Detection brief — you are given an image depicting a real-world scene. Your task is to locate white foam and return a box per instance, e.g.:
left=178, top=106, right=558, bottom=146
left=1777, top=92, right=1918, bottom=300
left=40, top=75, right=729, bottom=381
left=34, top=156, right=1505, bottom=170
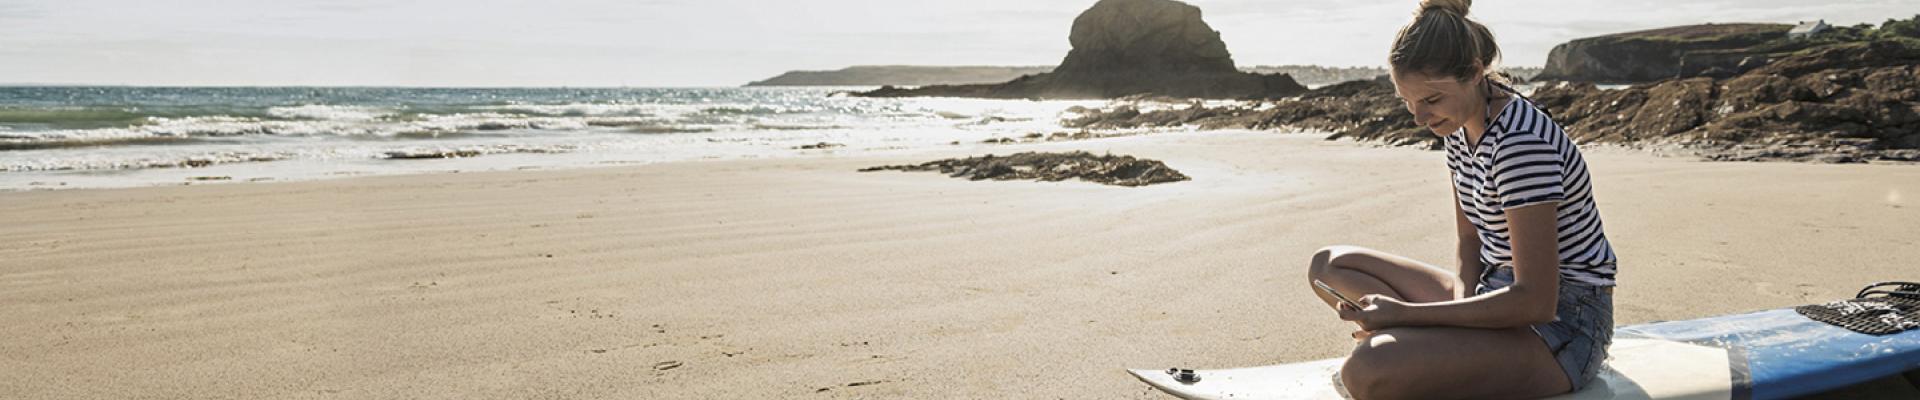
left=0, top=91, right=1125, bottom=189
left=3, top=150, right=296, bottom=172
left=1, top=113, right=675, bottom=146
left=481, top=103, right=661, bottom=117
left=267, top=105, right=393, bottom=121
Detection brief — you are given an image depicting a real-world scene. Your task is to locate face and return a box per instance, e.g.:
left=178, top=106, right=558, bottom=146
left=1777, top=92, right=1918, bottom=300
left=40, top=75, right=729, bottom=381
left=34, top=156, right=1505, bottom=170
left=1390, top=69, right=1482, bottom=137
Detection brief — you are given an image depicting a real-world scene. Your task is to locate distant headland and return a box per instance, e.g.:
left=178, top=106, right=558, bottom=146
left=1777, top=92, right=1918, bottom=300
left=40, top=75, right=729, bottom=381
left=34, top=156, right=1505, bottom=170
left=745, top=66, right=1055, bottom=87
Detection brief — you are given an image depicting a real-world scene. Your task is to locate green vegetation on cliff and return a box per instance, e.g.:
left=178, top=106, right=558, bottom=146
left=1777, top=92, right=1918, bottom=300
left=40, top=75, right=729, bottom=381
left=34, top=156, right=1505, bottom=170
left=1540, top=16, right=1920, bottom=83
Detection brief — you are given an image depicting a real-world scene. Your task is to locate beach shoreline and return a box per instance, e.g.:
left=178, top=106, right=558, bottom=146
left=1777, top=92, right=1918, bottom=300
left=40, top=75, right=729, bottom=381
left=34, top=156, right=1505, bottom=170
left=3, top=130, right=1916, bottom=398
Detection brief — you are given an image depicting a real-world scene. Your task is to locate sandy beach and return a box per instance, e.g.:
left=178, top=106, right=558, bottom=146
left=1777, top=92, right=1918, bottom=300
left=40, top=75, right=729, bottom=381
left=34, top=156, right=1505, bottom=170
left=3, top=131, right=1917, bottom=399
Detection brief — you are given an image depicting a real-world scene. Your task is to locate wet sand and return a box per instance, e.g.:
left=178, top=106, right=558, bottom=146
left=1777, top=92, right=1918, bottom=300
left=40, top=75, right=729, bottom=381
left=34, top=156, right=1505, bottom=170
left=2, top=131, right=1916, bottom=398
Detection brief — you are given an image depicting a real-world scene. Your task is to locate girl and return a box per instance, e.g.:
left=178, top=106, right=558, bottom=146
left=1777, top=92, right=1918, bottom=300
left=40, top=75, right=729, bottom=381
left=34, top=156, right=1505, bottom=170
left=1303, top=0, right=1618, bottom=398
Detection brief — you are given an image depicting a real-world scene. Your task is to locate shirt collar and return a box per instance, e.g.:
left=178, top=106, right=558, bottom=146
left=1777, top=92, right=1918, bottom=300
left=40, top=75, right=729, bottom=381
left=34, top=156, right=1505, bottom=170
left=1486, top=93, right=1523, bottom=136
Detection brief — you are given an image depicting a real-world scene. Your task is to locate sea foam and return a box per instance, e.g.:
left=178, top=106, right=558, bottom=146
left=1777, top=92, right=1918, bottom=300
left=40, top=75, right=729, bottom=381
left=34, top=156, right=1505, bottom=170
left=0, top=86, right=1103, bottom=189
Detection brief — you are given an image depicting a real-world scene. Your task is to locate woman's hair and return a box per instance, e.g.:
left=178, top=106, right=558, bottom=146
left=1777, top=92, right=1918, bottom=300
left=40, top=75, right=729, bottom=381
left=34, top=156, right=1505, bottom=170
left=1390, top=0, right=1501, bottom=82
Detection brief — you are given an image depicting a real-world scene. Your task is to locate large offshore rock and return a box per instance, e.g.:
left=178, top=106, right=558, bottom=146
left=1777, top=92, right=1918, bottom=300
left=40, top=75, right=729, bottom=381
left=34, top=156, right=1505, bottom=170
left=853, top=0, right=1305, bottom=100
left=1054, top=0, right=1235, bottom=75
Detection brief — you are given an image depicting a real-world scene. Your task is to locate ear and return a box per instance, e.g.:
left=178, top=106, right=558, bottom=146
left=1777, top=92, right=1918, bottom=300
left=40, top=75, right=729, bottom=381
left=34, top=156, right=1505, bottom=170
left=1457, top=61, right=1484, bottom=83
left=1467, top=67, right=1492, bottom=97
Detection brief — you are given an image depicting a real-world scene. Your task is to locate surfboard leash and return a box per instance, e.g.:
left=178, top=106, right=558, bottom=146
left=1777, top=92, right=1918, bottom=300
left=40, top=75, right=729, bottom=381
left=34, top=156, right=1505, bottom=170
left=1794, top=281, right=1920, bottom=335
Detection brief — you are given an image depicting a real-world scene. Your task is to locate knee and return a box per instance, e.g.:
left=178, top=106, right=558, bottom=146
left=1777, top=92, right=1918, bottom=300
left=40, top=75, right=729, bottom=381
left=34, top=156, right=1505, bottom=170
left=1341, top=343, right=1413, bottom=400
left=1307, top=245, right=1357, bottom=278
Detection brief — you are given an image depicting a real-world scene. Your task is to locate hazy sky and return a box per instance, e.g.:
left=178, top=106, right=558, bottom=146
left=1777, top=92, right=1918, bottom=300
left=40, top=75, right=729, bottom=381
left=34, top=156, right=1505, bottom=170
left=1, top=0, right=1911, bottom=86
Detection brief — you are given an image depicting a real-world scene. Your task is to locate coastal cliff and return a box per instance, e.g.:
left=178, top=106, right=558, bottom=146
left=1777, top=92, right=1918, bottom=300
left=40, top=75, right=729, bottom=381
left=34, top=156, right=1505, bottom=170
left=1533, top=39, right=1920, bottom=162
left=1535, top=23, right=1791, bottom=83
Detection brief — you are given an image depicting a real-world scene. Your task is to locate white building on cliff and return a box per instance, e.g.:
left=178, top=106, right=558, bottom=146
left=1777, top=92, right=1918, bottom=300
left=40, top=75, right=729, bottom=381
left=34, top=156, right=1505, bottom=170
left=1789, top=20, right=1830, bottom=39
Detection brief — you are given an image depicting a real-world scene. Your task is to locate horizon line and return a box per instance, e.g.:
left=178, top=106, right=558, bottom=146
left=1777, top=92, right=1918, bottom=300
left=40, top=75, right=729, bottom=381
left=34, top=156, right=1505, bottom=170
left=0, top=83, right=775, bottom=89
left=1, top=63, right=1551, bottom=88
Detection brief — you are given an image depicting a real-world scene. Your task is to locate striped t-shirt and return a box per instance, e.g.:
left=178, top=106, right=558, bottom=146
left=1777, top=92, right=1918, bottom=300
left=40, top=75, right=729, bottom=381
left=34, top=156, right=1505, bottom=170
left=1445, top=93, right=1617, bottom=287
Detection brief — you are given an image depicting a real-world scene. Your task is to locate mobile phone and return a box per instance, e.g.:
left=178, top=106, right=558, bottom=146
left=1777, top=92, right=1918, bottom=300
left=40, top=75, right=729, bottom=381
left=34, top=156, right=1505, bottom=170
left=1313, top=279, right=1363, bottom=309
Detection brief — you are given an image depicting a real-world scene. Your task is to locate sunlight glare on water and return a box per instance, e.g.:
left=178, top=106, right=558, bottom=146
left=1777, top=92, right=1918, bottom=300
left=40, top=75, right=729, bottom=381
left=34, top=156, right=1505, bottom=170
left=0, top=87, right=1107, bottom=190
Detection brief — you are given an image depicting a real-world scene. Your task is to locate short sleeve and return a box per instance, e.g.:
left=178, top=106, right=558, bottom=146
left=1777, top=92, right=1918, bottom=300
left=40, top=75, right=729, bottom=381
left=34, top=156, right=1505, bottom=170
left=1490, top=131, right=1565, bottom=209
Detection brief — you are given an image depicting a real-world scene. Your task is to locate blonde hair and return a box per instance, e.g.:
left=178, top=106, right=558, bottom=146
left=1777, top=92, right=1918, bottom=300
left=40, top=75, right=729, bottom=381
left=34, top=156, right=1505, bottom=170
left=1390, top=0, right=1502, bottom=83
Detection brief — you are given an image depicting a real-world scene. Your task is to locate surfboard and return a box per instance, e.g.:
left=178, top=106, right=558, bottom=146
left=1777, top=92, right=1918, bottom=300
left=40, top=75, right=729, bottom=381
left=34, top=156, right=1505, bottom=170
left=1129, top=308, right=1920, bottom=400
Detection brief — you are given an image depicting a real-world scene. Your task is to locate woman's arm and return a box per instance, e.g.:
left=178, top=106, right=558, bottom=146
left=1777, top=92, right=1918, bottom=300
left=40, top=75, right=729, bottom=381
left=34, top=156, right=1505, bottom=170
left=1452, top=192, right=1485, bottom=299
left=1348, top=202, right=1561, bottom=329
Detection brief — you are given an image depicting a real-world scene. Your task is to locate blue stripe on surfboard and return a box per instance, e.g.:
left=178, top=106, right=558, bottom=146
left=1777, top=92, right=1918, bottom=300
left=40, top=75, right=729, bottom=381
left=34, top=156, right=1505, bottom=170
left=1618, top=308, right=1920, bottom=400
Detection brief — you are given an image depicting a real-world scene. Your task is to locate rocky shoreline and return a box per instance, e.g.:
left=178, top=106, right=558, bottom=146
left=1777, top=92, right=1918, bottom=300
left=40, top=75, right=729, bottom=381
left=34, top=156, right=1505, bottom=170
left=825, top=0, right=1920, bottom=164
left=1056, top=39, right=1920, bottom=164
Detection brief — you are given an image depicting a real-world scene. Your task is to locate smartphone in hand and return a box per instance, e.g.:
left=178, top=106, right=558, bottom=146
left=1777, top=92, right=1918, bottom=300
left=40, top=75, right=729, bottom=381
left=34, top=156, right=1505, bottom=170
left=1313, top=279, right=1363, bottom=310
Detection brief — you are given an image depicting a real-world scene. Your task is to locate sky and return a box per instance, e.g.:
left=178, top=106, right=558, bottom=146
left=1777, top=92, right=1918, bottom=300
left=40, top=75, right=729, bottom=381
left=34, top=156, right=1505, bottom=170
left=0, top=0, right=1912, bottom=87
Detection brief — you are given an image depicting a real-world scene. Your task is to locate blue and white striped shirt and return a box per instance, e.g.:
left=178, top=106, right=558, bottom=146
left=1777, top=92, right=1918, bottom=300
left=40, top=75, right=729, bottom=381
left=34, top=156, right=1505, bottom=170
left=1445, top=94, right=1618, bottom=287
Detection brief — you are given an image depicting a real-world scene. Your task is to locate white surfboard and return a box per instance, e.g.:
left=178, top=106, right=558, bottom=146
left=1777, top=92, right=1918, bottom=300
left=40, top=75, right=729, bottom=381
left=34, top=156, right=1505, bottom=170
left=1128, top=338, right=1735, bottom=400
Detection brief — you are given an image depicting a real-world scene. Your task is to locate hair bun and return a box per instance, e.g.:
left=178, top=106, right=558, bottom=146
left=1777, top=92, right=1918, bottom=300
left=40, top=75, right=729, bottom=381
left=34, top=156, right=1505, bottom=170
left=1419, top=0, right=1471, bottom=16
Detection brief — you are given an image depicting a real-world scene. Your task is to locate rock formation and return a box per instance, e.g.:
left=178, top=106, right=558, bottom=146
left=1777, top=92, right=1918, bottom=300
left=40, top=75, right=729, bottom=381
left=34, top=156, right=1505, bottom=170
left=859, top=151, right=1190, bottom=186
left=1049, top=18, right=1920, bottom=163
left=1063, top=76, right=1431, bottom=146
left=791, top=142, right=845, bottom=150
left=852, top=0, right=1306, bottom=99
left=1062, top=37, right=1920, bottom=163
left=1536, top=23, right=1792, bottom=83
left=1530, top=40, right=1920, bottom=162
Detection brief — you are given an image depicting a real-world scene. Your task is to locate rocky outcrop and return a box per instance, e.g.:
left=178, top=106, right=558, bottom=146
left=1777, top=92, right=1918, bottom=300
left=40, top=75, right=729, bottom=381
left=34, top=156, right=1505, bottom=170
left=1056, top=0, right=1234, bottom=75
left=1063, top=38, right=1920, bottom=163
left=1751, top=39, right=1920, bottom=77
left=1536, top=23, right=1791, bottom=83
left=1242, top=66, right=1388, bottom=87
left=744, top=66, right=1054, bottom=87
left=859, top=151, right=1189, bottom=186
left=1530, top=39, right=1920, bottom=162
left=1063, top=77, right=1433, bottom=146
left=791, top=142, right=844, bottom=150
left=853, top=0, right=1306, bottom=100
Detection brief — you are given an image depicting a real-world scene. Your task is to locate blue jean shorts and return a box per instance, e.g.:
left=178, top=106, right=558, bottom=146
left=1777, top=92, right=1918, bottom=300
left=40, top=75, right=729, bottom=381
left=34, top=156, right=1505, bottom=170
left=1475, top=266, right=1614, bottom=391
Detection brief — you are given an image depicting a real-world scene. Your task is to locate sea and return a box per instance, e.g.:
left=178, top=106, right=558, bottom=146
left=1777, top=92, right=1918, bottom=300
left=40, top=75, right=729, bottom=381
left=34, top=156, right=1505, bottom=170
left=0, top=87, right=1109, bottom=190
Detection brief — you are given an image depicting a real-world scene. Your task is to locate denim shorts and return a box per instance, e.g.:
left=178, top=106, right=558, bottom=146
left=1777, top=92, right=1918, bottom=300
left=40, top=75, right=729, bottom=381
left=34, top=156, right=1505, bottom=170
left=1475, top=266, right=1615, bottom=391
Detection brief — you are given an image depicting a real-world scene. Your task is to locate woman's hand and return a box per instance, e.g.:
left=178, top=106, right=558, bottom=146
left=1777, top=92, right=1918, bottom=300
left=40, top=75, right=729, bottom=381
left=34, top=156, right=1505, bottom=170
left=1336, top=294, right=1409, bottom=333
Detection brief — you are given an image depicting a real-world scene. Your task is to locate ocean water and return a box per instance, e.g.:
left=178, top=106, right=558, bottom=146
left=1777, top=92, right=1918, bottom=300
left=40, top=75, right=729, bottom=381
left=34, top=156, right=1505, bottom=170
left=0, top=87, right=1104, bottom=190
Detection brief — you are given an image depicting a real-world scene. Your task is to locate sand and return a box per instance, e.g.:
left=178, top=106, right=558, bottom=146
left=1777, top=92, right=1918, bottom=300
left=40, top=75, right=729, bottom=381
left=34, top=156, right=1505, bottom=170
left=2, top=131, right=1917, bottom=399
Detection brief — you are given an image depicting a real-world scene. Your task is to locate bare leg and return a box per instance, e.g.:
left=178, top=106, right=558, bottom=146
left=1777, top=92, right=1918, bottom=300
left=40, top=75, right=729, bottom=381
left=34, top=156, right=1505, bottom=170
left=1305, top=245, right=1462, bottom=309
left=1341, top=326, right=1572, bottom=400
